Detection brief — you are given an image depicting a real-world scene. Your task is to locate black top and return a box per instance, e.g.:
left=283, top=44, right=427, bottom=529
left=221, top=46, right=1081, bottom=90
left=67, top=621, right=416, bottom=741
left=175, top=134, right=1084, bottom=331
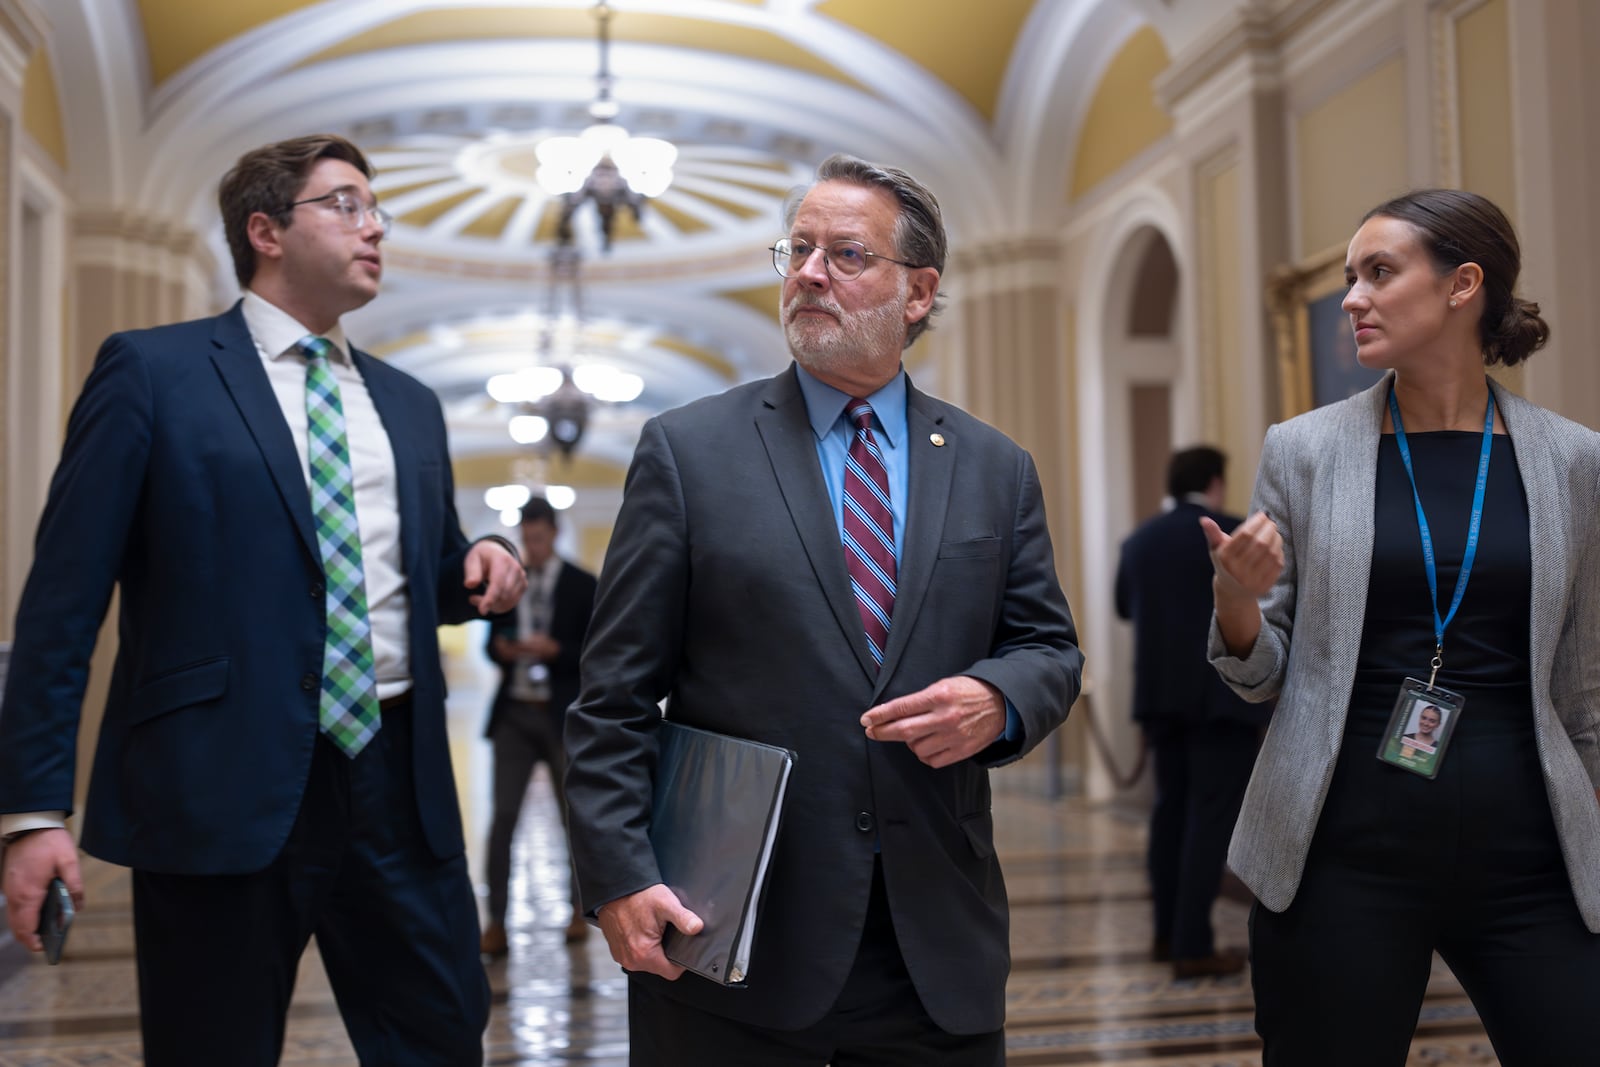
left=1347, top=432, right=1531, bottom=738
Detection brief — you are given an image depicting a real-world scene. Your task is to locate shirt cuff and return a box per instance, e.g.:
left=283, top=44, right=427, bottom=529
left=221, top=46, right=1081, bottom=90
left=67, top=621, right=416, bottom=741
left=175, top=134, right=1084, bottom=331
left=2, top=812, right=67, bottom=840
left=477, top=534, right=522, bottom=568
left=1002, top=700, right=1022, bottom=743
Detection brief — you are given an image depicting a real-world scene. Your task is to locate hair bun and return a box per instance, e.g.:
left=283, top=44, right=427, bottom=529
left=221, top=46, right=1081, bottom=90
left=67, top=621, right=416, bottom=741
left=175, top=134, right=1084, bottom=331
left=1488, top=296, right=1550, bottom=366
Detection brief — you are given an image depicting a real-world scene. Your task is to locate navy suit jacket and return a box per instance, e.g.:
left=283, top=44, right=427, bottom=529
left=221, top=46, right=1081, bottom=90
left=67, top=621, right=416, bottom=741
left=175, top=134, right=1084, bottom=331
left=482, top=559, right=596, bottom=737
left=1115, top=501, right=1266, bottom=728
left=0, top=303, right=481, bottom=874
left=564, top=366, right=1083, bottom=1034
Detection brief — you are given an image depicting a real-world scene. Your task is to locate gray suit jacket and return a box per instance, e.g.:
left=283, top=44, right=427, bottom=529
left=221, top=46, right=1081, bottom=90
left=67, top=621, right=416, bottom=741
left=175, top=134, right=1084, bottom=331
left=1211, top=372, right=1600, bottom=930
left=564, top=366, right=1083, bottom=1033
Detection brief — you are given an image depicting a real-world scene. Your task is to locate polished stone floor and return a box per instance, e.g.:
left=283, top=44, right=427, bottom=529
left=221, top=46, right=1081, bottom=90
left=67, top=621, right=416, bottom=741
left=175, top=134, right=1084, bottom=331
left=0, top=641, right=1502, bottom=1064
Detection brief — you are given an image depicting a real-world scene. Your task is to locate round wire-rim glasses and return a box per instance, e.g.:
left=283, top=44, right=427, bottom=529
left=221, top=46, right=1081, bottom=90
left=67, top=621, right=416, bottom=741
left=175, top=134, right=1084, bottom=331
left=769, top=238, right=922, bottom=281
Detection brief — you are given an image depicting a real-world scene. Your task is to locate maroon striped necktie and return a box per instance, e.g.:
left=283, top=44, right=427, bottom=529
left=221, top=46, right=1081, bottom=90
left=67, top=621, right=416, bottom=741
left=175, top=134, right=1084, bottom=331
left=842, top=398, right=896, bottom=668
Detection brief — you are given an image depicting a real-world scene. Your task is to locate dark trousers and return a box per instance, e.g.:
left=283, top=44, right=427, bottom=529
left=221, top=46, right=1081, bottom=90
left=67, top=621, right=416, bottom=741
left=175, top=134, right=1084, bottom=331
left=1145, top=719, right=1259, bottom=959
left=132, top=701, right=489, bottom=1066
left=628, top=860, right=1005, bottom=1066
left=485, top=698, right=576, bottom=924
left=1251, top=726, right=1600, bottom=1066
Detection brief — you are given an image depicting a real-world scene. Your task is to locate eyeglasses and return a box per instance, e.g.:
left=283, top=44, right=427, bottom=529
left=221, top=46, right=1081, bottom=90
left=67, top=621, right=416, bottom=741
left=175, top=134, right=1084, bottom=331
left=288, top=189, right=393, bottom=238
left=769, top=238, right=920, bottom=280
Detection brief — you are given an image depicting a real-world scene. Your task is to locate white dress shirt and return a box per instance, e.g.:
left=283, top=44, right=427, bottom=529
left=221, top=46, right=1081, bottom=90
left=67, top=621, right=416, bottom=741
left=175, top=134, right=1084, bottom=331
left=240, top=291, right=411, bottom=698
left=508, top=555, right=563, bottom=702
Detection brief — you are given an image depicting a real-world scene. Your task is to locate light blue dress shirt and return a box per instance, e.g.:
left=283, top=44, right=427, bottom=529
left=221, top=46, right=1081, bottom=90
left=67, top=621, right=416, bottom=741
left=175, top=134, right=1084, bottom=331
left=793, top=364, right=908, bottom=562
left=791, top=364, right=1020, bottom=743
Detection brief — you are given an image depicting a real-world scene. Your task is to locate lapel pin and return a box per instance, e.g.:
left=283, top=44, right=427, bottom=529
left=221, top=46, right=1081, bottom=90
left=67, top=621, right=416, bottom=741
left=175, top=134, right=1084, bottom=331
left=930, top=433, right=946, bottom=446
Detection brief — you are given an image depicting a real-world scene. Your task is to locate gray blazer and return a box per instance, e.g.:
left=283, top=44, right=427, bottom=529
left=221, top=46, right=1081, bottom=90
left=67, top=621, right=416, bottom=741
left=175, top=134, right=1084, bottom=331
left=1211, top=372, right=1600, bottom=930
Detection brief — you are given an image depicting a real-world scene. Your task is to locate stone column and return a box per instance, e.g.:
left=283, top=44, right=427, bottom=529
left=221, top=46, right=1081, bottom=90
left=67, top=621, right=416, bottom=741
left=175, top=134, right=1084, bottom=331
left=71, top=209, right=216, bottom=385
left=942, top=236, right=1087, bottom=795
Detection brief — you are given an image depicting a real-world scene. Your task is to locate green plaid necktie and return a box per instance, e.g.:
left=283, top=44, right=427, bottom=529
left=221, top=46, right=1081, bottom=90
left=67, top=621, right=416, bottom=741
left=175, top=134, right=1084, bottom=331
left=301, top=336, right=381, bottom=757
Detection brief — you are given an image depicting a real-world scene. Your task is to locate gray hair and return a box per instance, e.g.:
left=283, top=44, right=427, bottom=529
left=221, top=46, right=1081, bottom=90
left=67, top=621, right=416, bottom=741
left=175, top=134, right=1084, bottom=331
left=783, top=153, right=947, bottom=348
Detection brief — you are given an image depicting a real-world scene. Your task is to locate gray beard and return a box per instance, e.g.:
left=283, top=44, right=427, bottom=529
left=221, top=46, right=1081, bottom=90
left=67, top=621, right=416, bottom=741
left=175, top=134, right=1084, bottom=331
left=782, top=288, right=907, bottom=377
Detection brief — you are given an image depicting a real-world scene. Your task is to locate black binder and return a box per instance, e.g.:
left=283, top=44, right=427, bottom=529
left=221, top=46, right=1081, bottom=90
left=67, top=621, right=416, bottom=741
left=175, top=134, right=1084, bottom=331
left=651, top=721, right=795, bottom=986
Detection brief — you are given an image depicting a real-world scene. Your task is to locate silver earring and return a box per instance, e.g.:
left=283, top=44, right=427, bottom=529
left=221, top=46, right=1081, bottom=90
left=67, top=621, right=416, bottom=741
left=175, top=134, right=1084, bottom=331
left=1449, top=299, right=1458, bottom=308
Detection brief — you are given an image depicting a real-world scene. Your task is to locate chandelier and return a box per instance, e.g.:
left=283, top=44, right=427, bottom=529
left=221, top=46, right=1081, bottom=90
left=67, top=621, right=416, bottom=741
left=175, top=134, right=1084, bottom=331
left=535, top=1, right=677, bottom=250
left=486, top=243, right=643, bottom=459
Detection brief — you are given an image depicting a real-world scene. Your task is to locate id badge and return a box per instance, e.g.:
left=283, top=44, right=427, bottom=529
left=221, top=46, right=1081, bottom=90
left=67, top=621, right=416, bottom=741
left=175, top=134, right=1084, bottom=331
left=1377, top=678, right=1464, bottom=779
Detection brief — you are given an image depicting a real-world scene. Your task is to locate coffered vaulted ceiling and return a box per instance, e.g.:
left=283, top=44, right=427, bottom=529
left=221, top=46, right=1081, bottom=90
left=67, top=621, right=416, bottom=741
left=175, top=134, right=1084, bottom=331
left=45, top=0, right=1174, bottom=481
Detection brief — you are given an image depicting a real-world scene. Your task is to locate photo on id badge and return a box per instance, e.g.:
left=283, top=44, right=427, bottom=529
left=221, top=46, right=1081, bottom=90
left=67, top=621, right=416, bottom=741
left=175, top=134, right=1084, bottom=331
left=1379, top=683, right=1462, bottom=779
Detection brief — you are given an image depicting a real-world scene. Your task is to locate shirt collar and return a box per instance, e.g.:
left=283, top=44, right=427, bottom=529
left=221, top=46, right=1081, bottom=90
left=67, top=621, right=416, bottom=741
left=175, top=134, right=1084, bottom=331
left=241, top=290, right=353, bottom=364
left=793, top=362, right=907, bottom=447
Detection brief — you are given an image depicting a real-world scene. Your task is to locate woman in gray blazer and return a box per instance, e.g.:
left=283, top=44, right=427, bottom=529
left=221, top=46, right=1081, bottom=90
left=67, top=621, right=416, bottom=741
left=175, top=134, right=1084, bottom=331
left=1204, top=189, right=1600, bottom=1065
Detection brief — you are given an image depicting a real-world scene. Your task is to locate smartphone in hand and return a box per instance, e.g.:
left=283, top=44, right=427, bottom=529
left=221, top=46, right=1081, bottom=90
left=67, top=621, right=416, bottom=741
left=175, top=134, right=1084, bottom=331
left=38, top=877, right=74, bottom=965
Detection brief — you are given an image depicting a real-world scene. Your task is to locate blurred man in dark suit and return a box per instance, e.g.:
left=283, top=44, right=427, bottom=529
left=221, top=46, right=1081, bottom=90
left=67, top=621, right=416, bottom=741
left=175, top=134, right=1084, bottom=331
left=1116, top=446, right=1266, bottom=979
left=480, top=497, right=596, bottom=955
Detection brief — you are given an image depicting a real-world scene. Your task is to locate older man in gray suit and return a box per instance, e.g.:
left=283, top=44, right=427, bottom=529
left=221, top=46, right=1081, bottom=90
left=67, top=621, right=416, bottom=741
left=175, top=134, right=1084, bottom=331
left=564, top=154, right=1083, bottom=1065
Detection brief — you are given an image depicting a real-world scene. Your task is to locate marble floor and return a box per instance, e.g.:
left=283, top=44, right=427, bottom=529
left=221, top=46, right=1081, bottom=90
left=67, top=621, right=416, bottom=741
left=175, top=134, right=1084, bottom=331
left=0, top=644, right=1502, bottom=1064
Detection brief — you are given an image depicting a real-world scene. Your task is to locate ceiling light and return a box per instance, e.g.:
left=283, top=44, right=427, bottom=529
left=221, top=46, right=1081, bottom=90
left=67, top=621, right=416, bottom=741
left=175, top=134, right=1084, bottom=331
left=534, top=1, right=676, bottom=249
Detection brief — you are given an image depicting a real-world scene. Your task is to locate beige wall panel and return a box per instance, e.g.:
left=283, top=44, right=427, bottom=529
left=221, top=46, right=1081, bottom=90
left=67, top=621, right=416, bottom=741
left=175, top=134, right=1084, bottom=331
left=961, top=286, right=994, bottom=426
left=1129, top=384, right=1171, bottom=524
left=1025, top=287, right=1060, bottom=470
left=998, top=288, right=1024, bottom=438
left=1507, top=0, right=1600, bottom=424
left=1057, top=301, right=1080, bottom=607
left=1296, top=58, right=1408, bottom=256
left=1456, top=0, right=1514, bottom=217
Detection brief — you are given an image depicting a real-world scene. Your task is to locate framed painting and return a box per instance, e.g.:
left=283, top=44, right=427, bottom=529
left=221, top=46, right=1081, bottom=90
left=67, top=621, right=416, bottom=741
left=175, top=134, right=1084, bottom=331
left=1267, top=244, right=1382, bottom=419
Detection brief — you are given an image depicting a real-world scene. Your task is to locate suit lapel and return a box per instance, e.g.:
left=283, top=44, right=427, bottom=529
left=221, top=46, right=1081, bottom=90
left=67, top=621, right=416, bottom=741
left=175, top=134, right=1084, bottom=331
left=1494, top=382, right=1566, bottom=692
left=754, top=369, right=878, bottom=681
left=876, top=386, right=954, bottom=694
left=1321, top=374, right=1387, bottom=752
left=208, top=305, right=319, bottom=560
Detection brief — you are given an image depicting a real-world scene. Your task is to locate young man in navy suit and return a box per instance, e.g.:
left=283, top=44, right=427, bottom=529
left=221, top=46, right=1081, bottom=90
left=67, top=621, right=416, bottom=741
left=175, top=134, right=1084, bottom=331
left=0, top=134, right=525, bottom=1064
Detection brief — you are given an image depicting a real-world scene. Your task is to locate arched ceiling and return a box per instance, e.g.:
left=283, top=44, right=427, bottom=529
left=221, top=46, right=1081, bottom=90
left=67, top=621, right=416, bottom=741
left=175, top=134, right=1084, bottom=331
left=46, top=0, right=1198, bottom=497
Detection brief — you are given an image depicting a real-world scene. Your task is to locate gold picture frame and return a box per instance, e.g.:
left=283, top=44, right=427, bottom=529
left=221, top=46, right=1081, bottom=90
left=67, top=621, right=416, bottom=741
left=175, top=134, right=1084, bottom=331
left=1267, top=244, right=1380, bottom=419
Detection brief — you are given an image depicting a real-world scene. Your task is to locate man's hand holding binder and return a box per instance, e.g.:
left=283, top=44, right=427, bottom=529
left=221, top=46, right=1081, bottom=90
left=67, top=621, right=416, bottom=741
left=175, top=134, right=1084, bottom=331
left=595, top=885, right=704, bottom=980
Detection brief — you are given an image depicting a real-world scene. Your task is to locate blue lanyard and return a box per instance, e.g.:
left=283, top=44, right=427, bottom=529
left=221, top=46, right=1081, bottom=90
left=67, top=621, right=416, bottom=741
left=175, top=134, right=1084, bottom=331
left=1387, top=385, right=1495, bottom=686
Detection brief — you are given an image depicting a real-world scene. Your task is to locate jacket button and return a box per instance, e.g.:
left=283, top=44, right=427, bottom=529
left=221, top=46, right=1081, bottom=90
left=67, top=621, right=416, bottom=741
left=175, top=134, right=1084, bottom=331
left=855, top=812, right=875, bottom=833
left=310, top=581, right=324, bottom=599
left=301, top=672, right=318, bottom=692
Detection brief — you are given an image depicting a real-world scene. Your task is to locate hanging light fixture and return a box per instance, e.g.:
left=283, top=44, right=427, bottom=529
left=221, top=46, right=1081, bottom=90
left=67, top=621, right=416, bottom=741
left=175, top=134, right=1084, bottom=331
left=486, top=243, right=644, bottom=459
left=535, top=1, right=677, bottom=250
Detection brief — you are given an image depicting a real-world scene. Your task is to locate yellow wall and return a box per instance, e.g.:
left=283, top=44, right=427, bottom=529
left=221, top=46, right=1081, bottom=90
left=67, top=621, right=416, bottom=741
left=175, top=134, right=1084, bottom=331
left=21, top=46, right=68, bottom=170
left=579, top=523, right=612, bottom=575
left=1296, top=58, right=1408, bottom=256
left=1457, top=0, right=1514, bottom=219
left=1069, top=26, right=1173, bottom=200
left=819, top=0, right=1035, bottom=121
